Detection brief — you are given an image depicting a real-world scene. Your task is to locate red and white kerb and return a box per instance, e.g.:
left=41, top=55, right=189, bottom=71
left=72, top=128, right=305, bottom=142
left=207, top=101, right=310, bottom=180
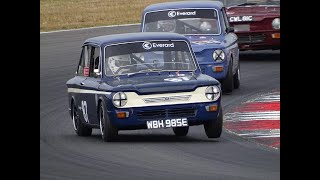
left=224, top=92, right=280, bottom=149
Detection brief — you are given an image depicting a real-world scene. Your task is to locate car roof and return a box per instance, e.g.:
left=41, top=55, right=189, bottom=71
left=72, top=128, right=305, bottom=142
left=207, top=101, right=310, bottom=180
left=143, top=1, right=224, bottom=13
left=84, top=32, right=190, bottom=46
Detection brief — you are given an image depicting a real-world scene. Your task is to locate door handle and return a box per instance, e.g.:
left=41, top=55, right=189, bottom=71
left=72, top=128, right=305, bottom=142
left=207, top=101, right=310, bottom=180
left=80, top=82, right=85, bottom=85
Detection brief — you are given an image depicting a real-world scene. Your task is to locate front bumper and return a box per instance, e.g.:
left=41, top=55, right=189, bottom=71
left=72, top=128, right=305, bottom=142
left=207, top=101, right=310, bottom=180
left=237, top=31, right=280, bottom=50
left=107, top=102, right=221, bottom=130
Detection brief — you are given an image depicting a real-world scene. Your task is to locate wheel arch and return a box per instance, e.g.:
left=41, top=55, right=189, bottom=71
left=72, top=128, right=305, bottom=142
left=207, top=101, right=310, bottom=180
left=97, top=96, right=105, bottom=120
left=70, top=96, right=76, bottom=116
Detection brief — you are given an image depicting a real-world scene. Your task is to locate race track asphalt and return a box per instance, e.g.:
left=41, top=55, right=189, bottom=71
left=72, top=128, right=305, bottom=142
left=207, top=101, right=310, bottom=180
left=40, top=25, right=280, bottom=180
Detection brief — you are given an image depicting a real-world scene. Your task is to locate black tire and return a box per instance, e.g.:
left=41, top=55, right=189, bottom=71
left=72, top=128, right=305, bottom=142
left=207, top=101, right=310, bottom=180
left=222, top=58, right=234, bottom=93
left=203, top=108, right=223, bottom=138
left=233, top=64, right=240, bottom=89
left=72, top=102, right=92, bottom=136
left=99, top=101, right=118, bottom=142
left=173, top=126, right=189, bottom=136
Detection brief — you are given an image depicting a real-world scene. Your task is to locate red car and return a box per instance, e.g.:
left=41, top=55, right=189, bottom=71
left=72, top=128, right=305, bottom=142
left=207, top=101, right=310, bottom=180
left=226, top=0, right=280, bottom=50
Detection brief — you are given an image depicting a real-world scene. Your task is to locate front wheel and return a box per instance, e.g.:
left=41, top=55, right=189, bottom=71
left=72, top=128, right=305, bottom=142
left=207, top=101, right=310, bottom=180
left=72, top=102, right=92, bottom=136
left=99, top=101, right=118, bottom=142
left=233, top=64, right=240, bottom=89
left=222, top=58, right=234, bottom=93
left=173, top=127, right=189, bottom=136
left=203, top=108, right=223, bottom=138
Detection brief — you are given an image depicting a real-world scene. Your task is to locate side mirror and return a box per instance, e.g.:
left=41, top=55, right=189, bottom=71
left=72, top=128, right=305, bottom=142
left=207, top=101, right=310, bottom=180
left=94, top=69, right=101, bottom=77
left=94, top=69, right=100, bottom=73
left=226, top=27, right=235, bottom=33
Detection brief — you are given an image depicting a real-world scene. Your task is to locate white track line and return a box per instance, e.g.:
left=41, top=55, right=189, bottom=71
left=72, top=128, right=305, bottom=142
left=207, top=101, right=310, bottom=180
left=225, top=111, right=280, bottom=121
left=40, top=23, right=140, bottom=34
left=237, top=130, right=280, bottom=138
left=249, top=95, right=280, bottom=102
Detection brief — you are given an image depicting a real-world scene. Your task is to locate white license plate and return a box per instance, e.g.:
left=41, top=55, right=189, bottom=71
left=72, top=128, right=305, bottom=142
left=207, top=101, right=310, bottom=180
left=229, top=16, right=253, bottom=22
left=146, top=118, right=188, bottom=129
left=234, top=24, right=250, bottom=32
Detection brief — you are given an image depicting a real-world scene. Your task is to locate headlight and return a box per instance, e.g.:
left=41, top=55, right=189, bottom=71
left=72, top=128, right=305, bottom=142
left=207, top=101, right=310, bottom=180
left=213, top=50, right=225, bottom=62
left=205, top=86, right=220, bottom=101
left=272, top=18, right=280, bottom=30
left=112, top=92, right=127, bottom=107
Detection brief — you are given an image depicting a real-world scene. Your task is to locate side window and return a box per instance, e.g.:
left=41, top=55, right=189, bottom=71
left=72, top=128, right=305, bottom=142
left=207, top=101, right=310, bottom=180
left=77, top=48, right=85, bottom=76
left=221, top=7, right=230, bottom=31
left=88, top=46, right=101, bottom=78
left=93, top=47, right=101, bottom=76
left=84, top=46, right=91, bottom=77
left=77, top=46, right=90, bottom=76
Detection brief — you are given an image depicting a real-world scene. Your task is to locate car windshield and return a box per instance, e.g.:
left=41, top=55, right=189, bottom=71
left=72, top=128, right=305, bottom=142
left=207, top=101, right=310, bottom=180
left=104, top=40, right=197, bottom=76
left=143, top=9, right=220, bottom=35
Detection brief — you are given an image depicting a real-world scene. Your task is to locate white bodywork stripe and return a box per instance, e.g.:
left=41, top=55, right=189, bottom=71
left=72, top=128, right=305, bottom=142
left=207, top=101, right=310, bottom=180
left=67, top=88, right=111, bottom=95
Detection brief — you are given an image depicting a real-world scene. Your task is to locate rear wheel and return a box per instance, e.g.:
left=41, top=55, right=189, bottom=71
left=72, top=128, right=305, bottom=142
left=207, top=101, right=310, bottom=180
left=222, top=58, right=234, bottom=93
left=72, top=102, right=92, bottom=136
left=203, top=108, right=223, bottom=138
left=99, top=101, right=118, bottom=142
left=173, top=127, right=189, bottom=136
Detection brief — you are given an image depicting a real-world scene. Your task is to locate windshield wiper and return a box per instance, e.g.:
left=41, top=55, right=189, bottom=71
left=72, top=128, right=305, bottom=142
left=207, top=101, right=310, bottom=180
left=138, top=69, right=163, bottom=73
left=237, top=2, right=257, bottom=6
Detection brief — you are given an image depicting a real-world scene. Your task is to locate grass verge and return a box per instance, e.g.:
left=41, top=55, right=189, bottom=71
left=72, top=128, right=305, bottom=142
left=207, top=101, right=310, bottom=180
left=40, top=0, right=182, bottom=32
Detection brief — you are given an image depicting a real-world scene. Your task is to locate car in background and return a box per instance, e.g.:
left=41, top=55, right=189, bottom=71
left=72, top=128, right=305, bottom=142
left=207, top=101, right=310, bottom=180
left=226, top=0, right=280, bottom=50
left=66, top=32, right=223, bottom=142
left=140, top=1, right=240, bottom=93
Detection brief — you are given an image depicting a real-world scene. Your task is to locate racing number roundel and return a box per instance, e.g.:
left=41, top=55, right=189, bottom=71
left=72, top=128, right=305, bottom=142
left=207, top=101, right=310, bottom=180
left=81, top=100, right=89, bottom=123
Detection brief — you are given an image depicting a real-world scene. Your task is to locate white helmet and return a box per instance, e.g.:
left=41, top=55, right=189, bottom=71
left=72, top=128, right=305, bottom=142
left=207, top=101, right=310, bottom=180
left=199, top=21, right=212, bottom=32
left=108, top=55, right=131, bottom=74
left=158, top=20, right=176, bottom=32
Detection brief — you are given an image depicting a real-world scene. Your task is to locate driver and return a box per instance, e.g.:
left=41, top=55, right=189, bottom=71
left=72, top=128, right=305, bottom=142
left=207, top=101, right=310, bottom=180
left=108, top=54, right=131, bottom=74
left=157, top=20, right=176, bottom=32
left=199, top=21, right=213, bottom=32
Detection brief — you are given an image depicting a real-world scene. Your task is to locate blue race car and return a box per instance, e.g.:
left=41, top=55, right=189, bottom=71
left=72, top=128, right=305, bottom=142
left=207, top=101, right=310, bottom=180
left=140, top=1, right=240, bottom=93
left=66, top=32, right=223, bottom=141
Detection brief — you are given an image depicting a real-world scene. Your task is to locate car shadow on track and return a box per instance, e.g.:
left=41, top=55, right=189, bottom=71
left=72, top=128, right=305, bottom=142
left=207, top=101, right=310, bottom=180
left=239, top=50, right=280, bottom=61
left=84, top=134, right=220, bottom=143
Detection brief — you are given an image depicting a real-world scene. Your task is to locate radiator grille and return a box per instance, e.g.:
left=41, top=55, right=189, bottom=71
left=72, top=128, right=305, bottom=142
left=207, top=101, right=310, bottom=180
left=143, top=95, right=191, bottom=104
left=137, top=107, right=196, bottom=120
left=238, top=34, right=266, bottom=44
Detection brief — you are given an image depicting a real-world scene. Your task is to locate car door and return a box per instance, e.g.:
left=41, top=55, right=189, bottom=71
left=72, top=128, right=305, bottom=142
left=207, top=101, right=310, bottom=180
left=81, top=44, right=102, bottom=125
left=69, top=46, right=89, bottom=124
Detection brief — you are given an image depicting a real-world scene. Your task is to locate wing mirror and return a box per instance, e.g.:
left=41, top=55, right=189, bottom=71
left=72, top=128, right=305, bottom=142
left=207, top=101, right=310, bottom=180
left=94, top=69, right=101, bottom=77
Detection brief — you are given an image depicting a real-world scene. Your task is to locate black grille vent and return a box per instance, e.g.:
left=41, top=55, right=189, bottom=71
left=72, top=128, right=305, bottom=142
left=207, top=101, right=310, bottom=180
left=137, top=109, right=166, bottom=119
left=137, top=107, right=196, bottom=120
left=168, top=107, right=196, bottom=117
left=238, top=34, right=266, bottom=44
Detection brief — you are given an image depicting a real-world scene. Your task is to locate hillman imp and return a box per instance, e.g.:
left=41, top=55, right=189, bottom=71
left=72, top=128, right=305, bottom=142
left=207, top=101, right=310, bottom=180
left=226, top=0, right=280, bottom=50
left=66, top=32, right=223, bottom=142
left=140, top=1, right=240, bottom=93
